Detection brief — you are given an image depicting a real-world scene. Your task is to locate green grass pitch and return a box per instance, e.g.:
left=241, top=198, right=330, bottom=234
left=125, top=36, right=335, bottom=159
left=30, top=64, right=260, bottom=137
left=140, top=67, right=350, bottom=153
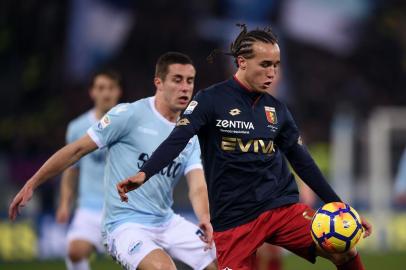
left=1, top=252, right=404, bottom=270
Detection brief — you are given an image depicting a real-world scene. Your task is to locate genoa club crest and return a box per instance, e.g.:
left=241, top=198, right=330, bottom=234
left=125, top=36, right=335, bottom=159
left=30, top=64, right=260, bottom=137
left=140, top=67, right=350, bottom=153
left=264, top=106, right=277, bottom=125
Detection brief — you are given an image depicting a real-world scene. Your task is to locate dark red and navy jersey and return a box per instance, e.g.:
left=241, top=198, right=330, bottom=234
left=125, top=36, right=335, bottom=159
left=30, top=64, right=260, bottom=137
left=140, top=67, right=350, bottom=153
left=141, top=77, right=340, bottom=231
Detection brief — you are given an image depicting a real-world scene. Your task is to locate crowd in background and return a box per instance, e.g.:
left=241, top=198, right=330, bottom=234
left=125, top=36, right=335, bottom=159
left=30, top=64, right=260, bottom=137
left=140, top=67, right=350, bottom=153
left=0, top=0, right=405, bottom=214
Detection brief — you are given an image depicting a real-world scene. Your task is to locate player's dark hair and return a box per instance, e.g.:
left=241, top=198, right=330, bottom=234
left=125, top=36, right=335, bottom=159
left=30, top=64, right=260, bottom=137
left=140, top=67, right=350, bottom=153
left=207, top=24, right=278, bottom=67
left=155, top=52, right=194, bottom=80
left=90, top=69, right=122, bottom=88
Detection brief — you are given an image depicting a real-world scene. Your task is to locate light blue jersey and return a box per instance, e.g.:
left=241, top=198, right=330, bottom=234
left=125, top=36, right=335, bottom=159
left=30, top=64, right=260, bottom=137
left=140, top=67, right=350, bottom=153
left=87, top=97, right=202, bottom=234
left=67, top=110, right=106, bottom=211
left=395, top=149, right=406, bottom=195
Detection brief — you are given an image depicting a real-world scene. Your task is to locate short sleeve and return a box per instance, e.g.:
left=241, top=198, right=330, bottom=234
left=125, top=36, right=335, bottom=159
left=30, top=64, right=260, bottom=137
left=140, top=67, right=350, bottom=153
left=87, top=103, right=132, bottom=148
left=184, top=137, right=203, bottom=175
left=394, top=150, right=406, bottom=195
left=275, top=104, right=301, bottom=153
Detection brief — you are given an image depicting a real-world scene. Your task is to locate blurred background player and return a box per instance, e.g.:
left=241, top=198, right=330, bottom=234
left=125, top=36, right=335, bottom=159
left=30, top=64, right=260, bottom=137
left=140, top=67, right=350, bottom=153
left=55, top=70, right=122, bottom=270
left=9, top=52, right=217, bottom=270
left=394, top=148, right=406, bottom=205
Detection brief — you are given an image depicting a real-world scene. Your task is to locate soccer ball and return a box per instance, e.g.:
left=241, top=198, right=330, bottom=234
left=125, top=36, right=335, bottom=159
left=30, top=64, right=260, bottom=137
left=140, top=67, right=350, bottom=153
left=310, top=202, right=363, bottom=253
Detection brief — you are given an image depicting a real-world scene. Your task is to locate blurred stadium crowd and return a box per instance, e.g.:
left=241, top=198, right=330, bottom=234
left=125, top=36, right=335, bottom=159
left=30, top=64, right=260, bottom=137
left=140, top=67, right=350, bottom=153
left=0, top=0, right=405, bottom=262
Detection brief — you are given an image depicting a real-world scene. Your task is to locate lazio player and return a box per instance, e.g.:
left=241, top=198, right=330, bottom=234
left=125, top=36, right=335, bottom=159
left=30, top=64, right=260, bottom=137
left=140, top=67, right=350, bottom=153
left=56, top=71, right=122, bottom=270
left=9, top=52, right=217, bottom=270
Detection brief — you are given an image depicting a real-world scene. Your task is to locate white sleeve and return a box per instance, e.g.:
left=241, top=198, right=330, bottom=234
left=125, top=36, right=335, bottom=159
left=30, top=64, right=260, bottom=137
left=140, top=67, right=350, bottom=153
left=184, top=137, right=203, bottom=175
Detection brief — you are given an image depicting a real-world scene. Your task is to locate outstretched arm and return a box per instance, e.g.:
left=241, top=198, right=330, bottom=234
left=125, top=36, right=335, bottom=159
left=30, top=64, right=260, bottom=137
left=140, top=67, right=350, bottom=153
left=285, top=143, right=341, bottom=203
left=9, top=135, right=97, bottom=220
left=56, top=167, right=79, bottom=223
left=285, top=143, right=372, bottom=238
left=186, top=169, right=213, bottom=249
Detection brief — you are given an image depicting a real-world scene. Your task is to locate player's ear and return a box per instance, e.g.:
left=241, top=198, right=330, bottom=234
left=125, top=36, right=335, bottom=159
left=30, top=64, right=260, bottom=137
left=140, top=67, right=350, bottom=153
left=154, top=77, right=162, bottom=90
left=117, top=86, right=123, bottom=99
left=89, top=87, right=96, bottom=101
left=237, top=56, right=247, bottom=70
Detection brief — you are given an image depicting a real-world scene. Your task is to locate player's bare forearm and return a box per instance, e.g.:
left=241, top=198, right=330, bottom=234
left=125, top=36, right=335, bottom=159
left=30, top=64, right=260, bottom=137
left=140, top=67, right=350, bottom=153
left=186, top=169, right=213, bottom=248
left=9, top=135, right=97, bottom=221
left=189, top=189, right=210, bottom=223
left=59, top=167, right=79, bottom=206
left=186, top=169, right=211, bottom=223
left=56, top=167, right=79, bottom=223
left=285, top=144, right=341, bottom=203
left=29, top=135, right=97, bottom=189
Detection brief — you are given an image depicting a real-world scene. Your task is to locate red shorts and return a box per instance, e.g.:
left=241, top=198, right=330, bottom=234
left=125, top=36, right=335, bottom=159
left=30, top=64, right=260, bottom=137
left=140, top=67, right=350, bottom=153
left=213, top=203, right=316, bottom=270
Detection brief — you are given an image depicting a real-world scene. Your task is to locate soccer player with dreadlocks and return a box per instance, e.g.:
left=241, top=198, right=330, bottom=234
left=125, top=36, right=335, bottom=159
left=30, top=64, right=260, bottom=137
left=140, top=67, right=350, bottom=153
left=117, top=25, right=372, bottom=270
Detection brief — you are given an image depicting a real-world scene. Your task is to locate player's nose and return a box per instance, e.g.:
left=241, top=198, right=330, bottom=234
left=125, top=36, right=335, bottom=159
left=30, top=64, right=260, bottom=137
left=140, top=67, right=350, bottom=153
left=267, top=68, right=276, bottom=78
left=180, top=83, right=192, bottom=93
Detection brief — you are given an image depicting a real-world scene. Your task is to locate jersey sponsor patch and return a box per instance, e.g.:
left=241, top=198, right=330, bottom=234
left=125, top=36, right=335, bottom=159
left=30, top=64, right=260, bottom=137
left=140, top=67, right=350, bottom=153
left=177, top=118, right=190, bottom=126
left=221, top=137, right=275, bottom=154
left=216, top=119, right=254, bottom=130
left=98, top=115, right=111, bottom=129
left=184, top=101, right=198, bottom=115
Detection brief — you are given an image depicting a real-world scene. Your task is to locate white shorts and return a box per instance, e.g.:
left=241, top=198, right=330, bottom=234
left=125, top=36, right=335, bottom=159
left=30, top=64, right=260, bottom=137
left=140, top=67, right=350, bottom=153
left=106, top=214, right=216, bottom=270
left=67, top=208, right=105, bottom=253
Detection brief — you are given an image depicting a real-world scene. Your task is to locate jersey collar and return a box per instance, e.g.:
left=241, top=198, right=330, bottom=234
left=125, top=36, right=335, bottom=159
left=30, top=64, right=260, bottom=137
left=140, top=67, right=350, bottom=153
left=231, top=76, right=263, bottom=101
left=148, top=97, right=176, bottom=127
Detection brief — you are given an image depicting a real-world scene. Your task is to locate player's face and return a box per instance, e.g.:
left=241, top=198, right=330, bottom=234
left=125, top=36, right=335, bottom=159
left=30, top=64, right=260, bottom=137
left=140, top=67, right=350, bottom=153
left=240, top=42, right=281, bottom=93
left=90, top=75, right=121, bottom=112
left=158, top=63, right=195, bottom=111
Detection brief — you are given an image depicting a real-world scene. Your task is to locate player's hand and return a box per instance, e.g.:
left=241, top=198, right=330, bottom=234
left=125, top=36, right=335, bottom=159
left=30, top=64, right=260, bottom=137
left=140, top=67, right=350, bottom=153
left=56, top=203, right=70, bottom=224
left=360, top=215, right=372, bottom=238
left=116, top=172, right=146, bottom=202
left=8, top=182, right=34, bottom=221
left=198, top=219, right=214, bottom=251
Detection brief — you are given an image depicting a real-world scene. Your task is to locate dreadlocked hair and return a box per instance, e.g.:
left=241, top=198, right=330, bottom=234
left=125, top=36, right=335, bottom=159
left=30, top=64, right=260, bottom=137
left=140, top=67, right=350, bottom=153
left=207, top=24, right=278, bottom=67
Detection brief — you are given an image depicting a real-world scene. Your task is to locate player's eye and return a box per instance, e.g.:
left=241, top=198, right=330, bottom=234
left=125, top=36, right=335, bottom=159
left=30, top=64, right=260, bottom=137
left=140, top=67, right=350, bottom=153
left=260, top=62, right=273, bottom=68
left=261, top=61, right=281, bottom=68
